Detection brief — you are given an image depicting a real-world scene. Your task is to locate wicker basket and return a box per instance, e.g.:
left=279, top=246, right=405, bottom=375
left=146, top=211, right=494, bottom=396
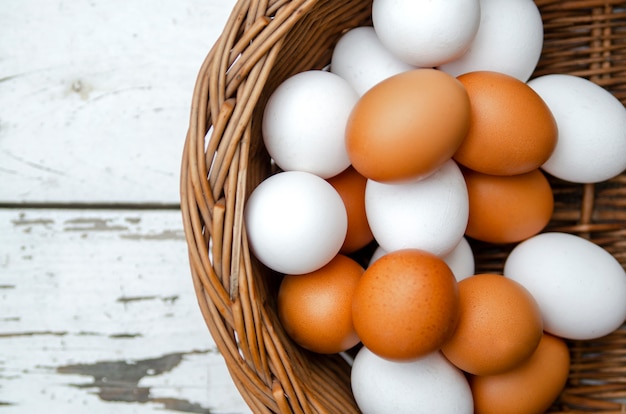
left=180, top=1, right=626, bottom=412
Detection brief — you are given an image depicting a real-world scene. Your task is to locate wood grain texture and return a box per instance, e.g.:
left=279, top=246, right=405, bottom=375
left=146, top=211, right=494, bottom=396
left=1, top=208, right=249, bottom=413
left=0, top=0, right=236, bottom=205
left=1, top=0, right=251, bottom=412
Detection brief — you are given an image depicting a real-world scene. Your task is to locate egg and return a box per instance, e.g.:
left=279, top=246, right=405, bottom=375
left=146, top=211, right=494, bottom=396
left=367, top=245, right=386, bottom=267
left=453, top=71, right=558, bottom=176
left=527, top=74, right=626, bottom=183
left=262, top=70, right=359, bottom=178
left=372, top=0, right=481, bottom=67
left=327, top=166, right=374, bottom=254
left=463, top=168, right=554, bottom=244
left=441, top=273, right=543, bottom=376
left=439, top=0, right=544, bottom=82
left=351, top=347, right=474, bottom=414
left=470, top=333, right=570, bottom=414
left=277, top=254, right=363, bottom=354
left=345, top=68, right=471, bottom=183
left=369, top=237, right=475, bottom=282
left=351, top=249, right=459, bottom=361
left=504, top=232, right=626, bottom=340
left=330, top=26, right=416, bottom=96
left=365, top=159, right=469, bottom=257
left=244, top=171, right=347, bottom=275
left=442, top=237, right=476, bottom=282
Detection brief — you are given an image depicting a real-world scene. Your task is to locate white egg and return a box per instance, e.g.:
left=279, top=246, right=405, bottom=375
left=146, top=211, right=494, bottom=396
left=504, top=232, right=626, bottom=340
left=244, top=171, right=347, bottom=275
left=527, top=74, right=626, bottom=183
left=372, top=0, right=481, bottom=68
left=262, top=70, right=359, bottom=179
left=330, top=26, right=416, bottom=96
left=351, top=347, right=474, bottom=414
left=442, top=237, right=475, bottom=281
left=368, top=237, right=474, bottom=282
left=365, top=159, right=469, bottom=257
left=368, top=245, right=387, bottom=267
left=439, top=0, right=543, bottom=82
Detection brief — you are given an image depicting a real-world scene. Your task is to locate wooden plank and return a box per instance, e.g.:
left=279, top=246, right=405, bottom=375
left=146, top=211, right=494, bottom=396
left=0, top=208, right=249, bottom=413
left=0, top=0, right=236, bottom=204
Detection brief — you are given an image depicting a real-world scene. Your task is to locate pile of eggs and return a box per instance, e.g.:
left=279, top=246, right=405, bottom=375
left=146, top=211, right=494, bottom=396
left=242, top=0, right=626, bottom=412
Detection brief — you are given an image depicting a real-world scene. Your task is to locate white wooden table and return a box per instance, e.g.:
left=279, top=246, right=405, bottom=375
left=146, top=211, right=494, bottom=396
left=1, top=1, right=251, bottom=412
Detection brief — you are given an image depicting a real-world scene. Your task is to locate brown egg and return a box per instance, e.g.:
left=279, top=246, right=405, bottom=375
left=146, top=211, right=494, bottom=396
left=441, top=273, right=543, bottom=376
left=327, top=166, right=374, bottom=254
left=345, top=68, right=470, bottom=183
left=453, top=71, right=557, bottom=176
left=351, top=249, right=459, bottom=361
left=470, top=333, right=570, bottom=414
left=463, top=168, right=554, bottom=244
left=277, top=254, right=363, bottom=354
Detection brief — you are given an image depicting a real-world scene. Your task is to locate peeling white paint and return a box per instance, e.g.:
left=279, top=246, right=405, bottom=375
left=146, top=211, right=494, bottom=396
left=1, top=209, right=249, bottom=412
left=0, top=0, right=250, bottom=411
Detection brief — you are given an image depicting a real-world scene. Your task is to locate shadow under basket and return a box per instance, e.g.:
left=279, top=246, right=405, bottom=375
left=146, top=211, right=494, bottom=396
left=180, top=0, right=626, bottom=412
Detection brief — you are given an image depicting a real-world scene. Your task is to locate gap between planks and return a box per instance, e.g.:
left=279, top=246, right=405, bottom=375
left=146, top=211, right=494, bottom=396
left=0, top=202, right=181, bottom=210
